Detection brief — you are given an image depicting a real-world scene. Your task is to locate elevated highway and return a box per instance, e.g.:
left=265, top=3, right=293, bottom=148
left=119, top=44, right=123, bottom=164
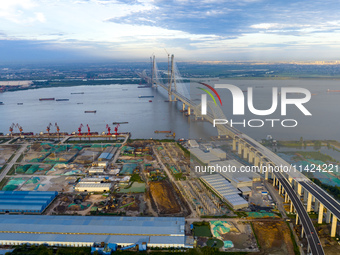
left=149, top=54, right=332, bottom=254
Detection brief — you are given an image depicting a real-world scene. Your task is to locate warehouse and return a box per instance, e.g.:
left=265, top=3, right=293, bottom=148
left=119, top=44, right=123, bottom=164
left=0, top=215, right=189, bottom=248
left=75, top=183, right=111, bottom=192
left=88, top=166, right=105, bottom=174
left=0, top=191, right=58, bottom=213
left=190, top=148, right=220, bottom=164
left=201, top=174, right=248, bottom=210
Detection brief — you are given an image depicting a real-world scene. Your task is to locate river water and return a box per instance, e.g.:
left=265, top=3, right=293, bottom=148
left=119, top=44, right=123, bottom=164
left=0, top=79, right=339, bottom=140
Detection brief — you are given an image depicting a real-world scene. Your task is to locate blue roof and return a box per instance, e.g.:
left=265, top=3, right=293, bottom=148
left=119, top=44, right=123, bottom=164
left=0, top=215, right=186, bottom=246
left=0, top=191, right=57, bottom=213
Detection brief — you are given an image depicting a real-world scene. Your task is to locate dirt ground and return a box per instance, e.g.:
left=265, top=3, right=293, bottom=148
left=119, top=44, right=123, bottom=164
left=149, top=181, right=181, bottom=214
left=0, top=145, right=18, bottom=165
left=252, top=221, right=295, bottom=255
left=315, top=224, right=340, bottom=255
left=222, top=222, right=257, bottom=251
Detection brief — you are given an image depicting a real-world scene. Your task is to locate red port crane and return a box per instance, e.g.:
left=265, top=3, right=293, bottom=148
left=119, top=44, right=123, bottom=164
left=9, top=123, right=15, bottom=136
left=55, top=123, right=60, bottom=135
left=106, top=124, right=111, bottom=135
left=86, top=124, right=91, bottom=136
left=114, top=124, right=120, bottom=136
left=46, top=123, right=52, bottom=135
left=16, top=123, right=23, bottom=135
left=78, top=124, right=83, bottom=136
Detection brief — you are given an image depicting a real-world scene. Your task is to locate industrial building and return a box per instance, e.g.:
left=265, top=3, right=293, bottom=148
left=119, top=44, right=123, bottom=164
left=75, top=183, right=111, bottom=192
left=201, top=174, right=248, bottom=210
left=0, top=191, right=58, bottom=213
left=0, top=215, right=189, bottom=248
left=190, top=148, right=220, bottom=164
left=209, top=148, right=227, bottom=160
left=188, top=140, right=199, bottom=148
left=88, top=166, right=105, bottom=174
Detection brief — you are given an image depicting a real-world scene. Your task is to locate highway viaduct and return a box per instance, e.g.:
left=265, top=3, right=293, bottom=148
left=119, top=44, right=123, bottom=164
left=147, top=54, right=340, bottom=254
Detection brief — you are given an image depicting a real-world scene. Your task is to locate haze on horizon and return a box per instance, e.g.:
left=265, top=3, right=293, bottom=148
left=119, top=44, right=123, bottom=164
left=1, top=0, right=340, bottom=63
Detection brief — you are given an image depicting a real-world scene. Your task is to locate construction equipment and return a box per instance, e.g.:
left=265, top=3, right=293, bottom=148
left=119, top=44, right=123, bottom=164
left=106, top=124, right=111, bottom=135
left=16, top=123, right=23, bottom=135
left=86, top=124, right=91, bottom=136
left=78, top=124, right=83, bottom=136
left=114, top=124, right=120, bottom=136
left=46, top=123, right=52, bottom=135
left=55, top=123, right=60, bottom=136
left=9, top=123, right=15, bottom=136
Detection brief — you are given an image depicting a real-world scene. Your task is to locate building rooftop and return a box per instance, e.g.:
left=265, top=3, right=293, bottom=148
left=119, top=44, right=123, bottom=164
left=201, top=174, right=248, bottom=209
left=0, top=215, right=186, bottom=246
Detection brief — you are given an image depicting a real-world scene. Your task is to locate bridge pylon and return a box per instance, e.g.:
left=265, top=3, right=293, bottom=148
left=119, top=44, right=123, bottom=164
left=151, top=55, right=158, bottom=88
left=168, top=54, right=177, bottom=101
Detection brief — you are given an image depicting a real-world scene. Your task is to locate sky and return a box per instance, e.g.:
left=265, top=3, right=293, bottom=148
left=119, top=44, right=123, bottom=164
left=1, top=0, right=340, bottom=62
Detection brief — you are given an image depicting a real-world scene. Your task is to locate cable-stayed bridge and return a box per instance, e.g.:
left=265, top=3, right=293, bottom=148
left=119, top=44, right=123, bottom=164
left=137, top=54, right=340, bottom=255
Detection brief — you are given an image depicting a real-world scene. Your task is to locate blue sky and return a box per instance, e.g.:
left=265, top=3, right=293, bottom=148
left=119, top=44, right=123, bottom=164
left=1, top=0, right=340, bottom=62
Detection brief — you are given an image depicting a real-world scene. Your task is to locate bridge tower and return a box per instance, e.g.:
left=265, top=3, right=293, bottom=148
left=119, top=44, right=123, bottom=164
left=168, top=54, right=178, bottom=101
left=151, top=55, right=157, bottom=87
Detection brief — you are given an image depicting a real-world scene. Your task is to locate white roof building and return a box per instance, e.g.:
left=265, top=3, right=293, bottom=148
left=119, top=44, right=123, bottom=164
left=201, top=174, right=248, bottom=210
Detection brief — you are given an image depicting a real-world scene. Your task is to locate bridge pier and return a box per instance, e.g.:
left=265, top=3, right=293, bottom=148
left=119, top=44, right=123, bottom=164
left=254, top=156, right=260, bottom=167
left=290, top=201, right=294, bottom=212
left=238, top=143, right=243, bottom=155
left=285, top=192, right=288, bottom=203
left=297, top=183, right=302, bottom=196
left=232, top=139, right=236, bottom=151
left=331, top=214, right=338, bottom=237
left=187, top=106, right=191, bottom=115
left=307, top=192, right=312, bottom=212
left=182, top=103, right=185, bottom=111
left=296, top=213, right=299, bottom=225
left=301, top=226, right=304, bottom=238
left=279, top=182, right=282, bottom=195
left=318, top=203, right=324, bottom=224
left=273, top=175, right=276, bottom=186
left=249, top=151, right=254, bottom=164
left=243, top=146, right=249, bottom=160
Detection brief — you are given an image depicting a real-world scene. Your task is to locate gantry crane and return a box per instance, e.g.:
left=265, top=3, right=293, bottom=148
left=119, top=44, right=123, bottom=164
left=46, top=123, right=52, bottom=135
left=16, top=123, right=23, bottom=135
left=55, top=123, right=60, bottom=136
left=86, top=124, right=91, bottom=136
left=106, top=124, right=111, bottom=135
left=78, top=124, right=83, bottom=136
left=9, top=123, right=15, bottom=136
left=114, top=124, right=120, bottom=136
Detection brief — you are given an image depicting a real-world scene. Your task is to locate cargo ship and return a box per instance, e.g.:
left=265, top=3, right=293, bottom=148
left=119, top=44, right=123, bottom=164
left=17, top=103, right=23, bottom=105
left=39, top=98, right=55, bottom=101
left=71, top=92, right=84, bottom=94
left=113, top=122, right=128, bottom=124
left=0, top=102, right=4, bottom=105
left=138, top=85, right=151, bottom=88
left=56, top=99, right=69, bottom=101
left=154, top=130, right=171, bottom=133
left=138, top=95, right=154, bottom=98
left=327, top=89, right=340, bottom=92
left=85, top=110, right=96, bottom=113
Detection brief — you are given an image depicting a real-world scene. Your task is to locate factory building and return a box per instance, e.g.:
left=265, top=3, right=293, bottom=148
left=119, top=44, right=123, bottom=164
left=0, top=191, right=58, bottom=213
left=190, top=148, right=220, bottom=164
left=0, top=215, right=189, bottom=248
left=75, top=183, right=111, bottom=192
left=209, top=148, right=227, bottom=160
left=88, top=166, right=105, bottom=174
left=188, top=140, right=199, bottom=148
left=201, top=174, right=248, bottom=210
